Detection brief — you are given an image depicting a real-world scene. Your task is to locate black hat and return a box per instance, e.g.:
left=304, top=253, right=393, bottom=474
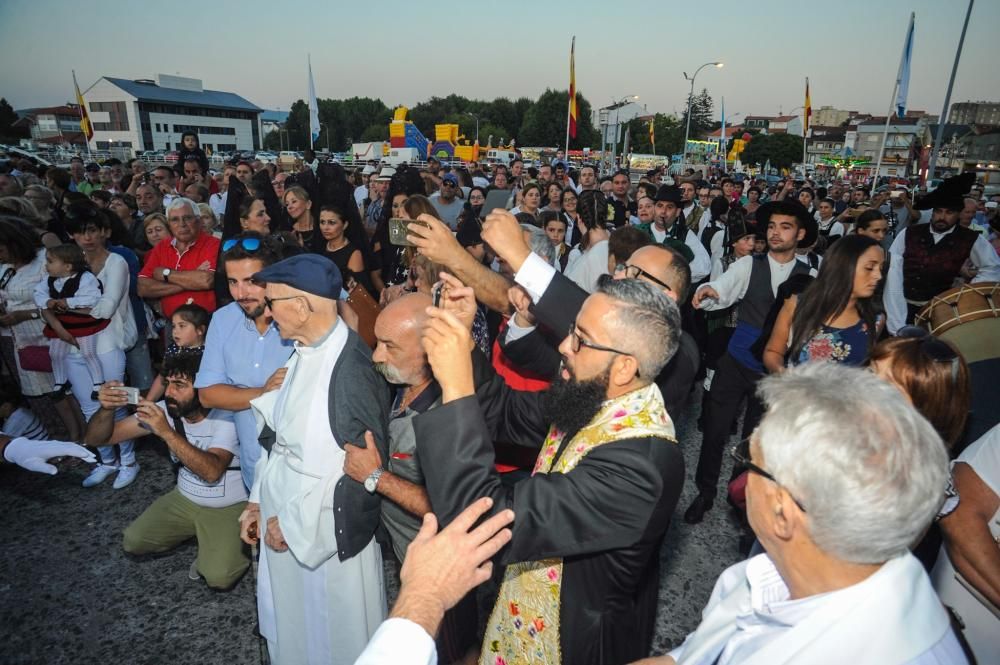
left=85, top=162, right=100, bottom=172
left=727, top=218, right=755, bottom=244
left=252, top=253, right=343, bottom=301
left=654, top=185, right=684, bottom=206
left=914, top=172, right=975, bottom=211
left=756, top=200, right=818, bottom=247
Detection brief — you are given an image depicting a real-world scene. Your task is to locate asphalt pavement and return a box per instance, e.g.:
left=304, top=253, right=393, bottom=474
left=0, top=388, right=744, bottom=664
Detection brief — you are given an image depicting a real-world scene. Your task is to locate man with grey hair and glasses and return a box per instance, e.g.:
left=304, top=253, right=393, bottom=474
left=137, top=196, right=220, bottom=318
left=411, top=275, right=686, bottom=664
left=636, top=362, right=969, bottom=665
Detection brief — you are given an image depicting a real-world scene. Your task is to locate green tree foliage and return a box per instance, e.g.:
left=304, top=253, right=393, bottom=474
left=518, top=88, right=598, bottom=148
left=679, top=88, right=715, bottom=137
left=271, top=90, right=601, bottom=152
left=0, top=98, right=27, bottom=142
left=739, top=133, right=804, bottom=169
left=625, top=113, right=685, bottom=156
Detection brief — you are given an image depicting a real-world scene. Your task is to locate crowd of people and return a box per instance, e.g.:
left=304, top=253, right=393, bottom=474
left=0, top=136, right=999, bottom=665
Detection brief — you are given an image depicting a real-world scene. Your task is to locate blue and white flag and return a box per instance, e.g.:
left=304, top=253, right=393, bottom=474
left=895, top=13, right=915, bottom=118
left=308, top=55, right=320, bottom=148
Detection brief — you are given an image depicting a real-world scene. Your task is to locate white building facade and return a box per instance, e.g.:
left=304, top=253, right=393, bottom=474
left=82, top=74, right=263, bottom=155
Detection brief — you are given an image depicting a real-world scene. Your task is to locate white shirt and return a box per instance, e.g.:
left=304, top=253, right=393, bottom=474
left=696, top=254, right=816, bottom=311
left=353, top=185, right=367, bottom=209
left=33, top=271, right=102, bottom=310
left=85, top=252, right=137, bottom=354
left=649, top=222, right=712, bottom=282
left=884, top=225, right=1000, bottom=334
left=209, top=191, right=227, bottom=219
left=670, top=554, right=967, bottom=665
left=353, top=617, right=436, bottom=665
left=563, top=239, right=608, bottom=293
left=152, top=402, right=246, bottom=508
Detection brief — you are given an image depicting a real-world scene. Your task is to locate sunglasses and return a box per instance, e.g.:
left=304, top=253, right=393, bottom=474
left=441, top=181, right=456, bottom=187
left=730, top=444, right=807, bottom=513
left=222, top=237, right=261, bottom=252
left=895, top=326, right=961, bottom=382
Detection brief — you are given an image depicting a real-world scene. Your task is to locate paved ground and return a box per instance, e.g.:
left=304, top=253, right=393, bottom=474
left=0, top=388, right=743, bottom=664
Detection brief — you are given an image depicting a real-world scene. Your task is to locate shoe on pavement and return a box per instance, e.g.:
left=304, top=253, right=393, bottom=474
left=82, top=463, right=119, bottom=488
left=113, top=462, right=140, bottom=489
left=188, top=560, right=201, bottom=581
left=683, top=493, right=714, bottom=525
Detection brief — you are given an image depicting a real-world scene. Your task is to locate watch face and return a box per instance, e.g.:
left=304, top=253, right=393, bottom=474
left=364, top=476, right=376, bottom=493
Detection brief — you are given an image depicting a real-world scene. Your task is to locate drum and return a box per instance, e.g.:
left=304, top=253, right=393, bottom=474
left=916, top=282, right=1000, bottom=364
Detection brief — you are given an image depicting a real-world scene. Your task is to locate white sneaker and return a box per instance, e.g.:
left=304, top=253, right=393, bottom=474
left=188, top=560, right=201, bottom=581
left=82, top=463, right=119, bottom=488
left=113, top=462, right=140, bottom=489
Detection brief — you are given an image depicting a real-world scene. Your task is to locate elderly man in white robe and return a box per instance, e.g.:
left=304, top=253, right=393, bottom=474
left=635, top=362, right=970, bottom=665
left=238, top=254, right=391, bottom=665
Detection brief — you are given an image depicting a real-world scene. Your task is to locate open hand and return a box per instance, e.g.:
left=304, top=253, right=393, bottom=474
left=421, top=307, right=475, bottom=403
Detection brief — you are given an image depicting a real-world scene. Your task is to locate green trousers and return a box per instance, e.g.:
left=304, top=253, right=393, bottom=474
left=123, top=487, right=249, bottom=590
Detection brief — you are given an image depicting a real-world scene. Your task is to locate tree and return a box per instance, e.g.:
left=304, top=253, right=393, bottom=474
left=518, top=88, right=598, bottom=148
left=359, top=123, right=388, bottom=142
left=625, top=113, right=684, bottom=156
left=680, top=88, right=715, bottom=137
left=282, top=100, right=310, bottom=150
left=739, top=133, right=804, bottom=170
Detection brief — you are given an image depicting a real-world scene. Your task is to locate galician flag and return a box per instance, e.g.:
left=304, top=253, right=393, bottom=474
left=567, top=37, right=577, bottom=139
left=895, top=13, right=915, bottom=118
left=308, top=55, right=320, bottom=148
left=72, top=71, right=93, bottom=141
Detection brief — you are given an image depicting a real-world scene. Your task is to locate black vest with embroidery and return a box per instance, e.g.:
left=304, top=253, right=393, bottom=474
left=902, top=224, right=978, bottom=302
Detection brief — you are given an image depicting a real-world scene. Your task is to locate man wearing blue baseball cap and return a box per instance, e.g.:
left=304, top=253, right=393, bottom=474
left=238, top=253, right=391, bottom=665
left=430, top=172, right=464, bottom=230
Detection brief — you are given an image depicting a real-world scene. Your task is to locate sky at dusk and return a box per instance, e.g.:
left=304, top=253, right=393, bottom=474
left=2, top=0, right=997, bottom=124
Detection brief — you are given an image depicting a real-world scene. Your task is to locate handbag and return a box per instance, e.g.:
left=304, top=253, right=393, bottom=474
left=727, top=471, right=748, bottom=511
left=7, top=307, right=54, bottom=373
left=345, top=279, right=381, bottom=350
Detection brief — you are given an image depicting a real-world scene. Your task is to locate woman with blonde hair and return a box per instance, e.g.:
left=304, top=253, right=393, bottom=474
left=282, top=185, right=315, bottom=247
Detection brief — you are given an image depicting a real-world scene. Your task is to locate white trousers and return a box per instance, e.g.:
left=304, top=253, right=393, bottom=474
left=65, top=348, right=134, bottom=466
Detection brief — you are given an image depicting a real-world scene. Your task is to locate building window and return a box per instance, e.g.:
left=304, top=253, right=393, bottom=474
left=91, top=101, right=130, bottom=132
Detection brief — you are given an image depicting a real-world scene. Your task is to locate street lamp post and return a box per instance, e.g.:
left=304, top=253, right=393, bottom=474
left=681, top=61, right=723, bottom=173
left=465, top=112, right=480, bottom=144
left=608, top=95, right=638, bottom=173
left=320, top=123, right=330, bottom=152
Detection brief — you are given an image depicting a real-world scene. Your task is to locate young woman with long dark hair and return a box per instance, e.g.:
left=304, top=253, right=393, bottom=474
left=763, top=234, right=884, bottom=372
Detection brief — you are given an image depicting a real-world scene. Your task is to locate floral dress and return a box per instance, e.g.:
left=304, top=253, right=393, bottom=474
left=794, top=318, right=873, bottom=367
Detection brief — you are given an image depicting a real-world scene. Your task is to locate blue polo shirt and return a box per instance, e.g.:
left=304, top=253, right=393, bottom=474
left=194, top=301, right=294, bottom=491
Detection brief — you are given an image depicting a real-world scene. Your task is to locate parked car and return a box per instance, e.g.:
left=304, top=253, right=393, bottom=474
left=277, top=151, right=302, bottom=171
left=255, top=152, right=277, bottom=164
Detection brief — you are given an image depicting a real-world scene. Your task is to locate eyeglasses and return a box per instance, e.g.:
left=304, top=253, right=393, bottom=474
left=441, top=181, right=456, bottom=187
left=222, top=237, right=261, bottom=252
left=614, top=264, right=674, bottom=293
left=264, top=294, right=312, bottom=312
left=566, top=324, right=639, bottom=377
left=729, top=444, right=807, bottom=513
left=896, top=326, right=961, bottom=382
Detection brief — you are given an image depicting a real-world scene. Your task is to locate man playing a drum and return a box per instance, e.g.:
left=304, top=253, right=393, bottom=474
left=885, top=173, right=1000, bottom=334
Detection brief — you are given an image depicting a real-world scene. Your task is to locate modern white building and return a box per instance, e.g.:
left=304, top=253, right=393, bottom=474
left=82, top=74, right=263, bottom=155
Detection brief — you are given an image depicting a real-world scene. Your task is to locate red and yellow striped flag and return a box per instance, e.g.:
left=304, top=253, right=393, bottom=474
left=73, top=71, right=93, bottom=141
left=804, top=77, right=812, bottom=134
left=568, top=37, right=577, bottom=139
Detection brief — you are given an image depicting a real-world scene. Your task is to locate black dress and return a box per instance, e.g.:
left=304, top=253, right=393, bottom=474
left=318, top=240, right=375, bottom=297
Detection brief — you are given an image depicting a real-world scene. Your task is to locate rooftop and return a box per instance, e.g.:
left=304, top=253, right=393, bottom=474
left=100, top=77, right=262, bottom=112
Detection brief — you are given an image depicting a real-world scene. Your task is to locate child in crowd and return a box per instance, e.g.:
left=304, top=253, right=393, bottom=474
left=143, top=304, right=209, bottom=401
left=176, top=131, right=209, bottom=175
left=540, top=210, right=570, bottom=271
left=34, top=244, right=109, bottom=396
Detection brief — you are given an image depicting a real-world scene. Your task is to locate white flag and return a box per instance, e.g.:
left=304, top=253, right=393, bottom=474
left=308, top=55, right=320, bottom=148
left=895, top=13, right=915, bottom=118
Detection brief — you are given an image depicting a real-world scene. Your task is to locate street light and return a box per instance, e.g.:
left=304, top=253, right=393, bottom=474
left=465, top=112, right=481, bottom=144
left=681, top=61, right=723, bottom=172
left=608, top=95, right=638, bottom=173
left=320, top=123, right=331, bottom=152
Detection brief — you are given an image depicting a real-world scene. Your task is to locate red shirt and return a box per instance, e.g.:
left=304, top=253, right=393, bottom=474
left=139, top=232, right=220, bottom=317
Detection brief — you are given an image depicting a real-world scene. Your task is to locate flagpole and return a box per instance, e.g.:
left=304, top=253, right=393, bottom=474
left=871, top=14, right=914, bottom=193
left=72, top=70, right=93, bottom=159
left=802, top=78, right=808, bottom=173
left=928, top=0, right=973, bottom=181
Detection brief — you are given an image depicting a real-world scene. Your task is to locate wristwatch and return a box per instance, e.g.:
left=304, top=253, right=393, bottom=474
left=363, top=467, right=384, bottom=494
left=162, top=268, right=172, bottom=283
left=29, top=310, right=39, bottom=319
